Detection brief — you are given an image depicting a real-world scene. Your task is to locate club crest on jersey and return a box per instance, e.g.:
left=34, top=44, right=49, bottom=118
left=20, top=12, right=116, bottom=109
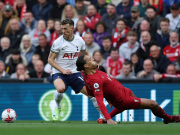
left=76, top=46, right=79, bottom=51
left=94, top=83, right=99, bottom=89
left=63, top=52, right=79, bottom=59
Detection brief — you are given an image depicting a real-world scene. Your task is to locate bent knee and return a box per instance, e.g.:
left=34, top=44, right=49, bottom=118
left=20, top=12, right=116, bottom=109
left=56, top=87, right=65, bottom=93
left=150, top=100, right=159, bottom=109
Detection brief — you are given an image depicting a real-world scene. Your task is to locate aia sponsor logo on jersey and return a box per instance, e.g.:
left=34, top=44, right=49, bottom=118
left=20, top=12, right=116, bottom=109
left=63, top=52, right=79, bottom=59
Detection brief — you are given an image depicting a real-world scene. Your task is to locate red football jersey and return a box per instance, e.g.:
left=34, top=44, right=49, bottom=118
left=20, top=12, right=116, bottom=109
left=106, top=56, right=125, bottom=77
left=163, top=44, right=180, bottom=62
left=83, top=70, right=129, bottom=119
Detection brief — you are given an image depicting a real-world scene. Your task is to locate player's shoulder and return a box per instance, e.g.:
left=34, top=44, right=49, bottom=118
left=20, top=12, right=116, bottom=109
left=53, top=35, right=64, bottom=44
left=74, top=35, right=84, bottom=42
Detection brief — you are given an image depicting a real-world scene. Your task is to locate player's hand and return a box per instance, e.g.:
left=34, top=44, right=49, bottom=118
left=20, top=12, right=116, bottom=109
left=62, top=69, right=73, bottom=75
left=107, top=119, right=117, bottom=124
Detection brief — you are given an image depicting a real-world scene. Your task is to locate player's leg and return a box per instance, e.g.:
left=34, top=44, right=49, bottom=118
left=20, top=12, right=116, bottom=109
left=139, top=98, right=180, bottom=124
left=52, top=74, right=67, bottom=120
left=80, top=86, right=104, bottom=118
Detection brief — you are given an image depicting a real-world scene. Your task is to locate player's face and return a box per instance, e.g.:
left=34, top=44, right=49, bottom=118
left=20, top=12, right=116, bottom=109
left=84, top=55, right=97, bottom=69
left=61, top=24, right=74, bottom=39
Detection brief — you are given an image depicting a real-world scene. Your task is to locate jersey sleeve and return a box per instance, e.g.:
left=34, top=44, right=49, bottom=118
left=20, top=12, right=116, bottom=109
left=79, top=37, right=86, bottom=51
left=89, top=80, right=103, bottom=96
left=50, top=40, right=62, bottom=54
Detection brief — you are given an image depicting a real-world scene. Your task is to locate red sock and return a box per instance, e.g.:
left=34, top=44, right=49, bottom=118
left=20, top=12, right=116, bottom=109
left=109, top=108, right=123, bottom=118
left=152, top=107, right=172, bottom=120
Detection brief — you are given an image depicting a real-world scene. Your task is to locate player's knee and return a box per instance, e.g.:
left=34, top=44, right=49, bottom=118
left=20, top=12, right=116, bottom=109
left=150, top=100, right=159, bottom=109
left=56, top=87, right=65, bottom=93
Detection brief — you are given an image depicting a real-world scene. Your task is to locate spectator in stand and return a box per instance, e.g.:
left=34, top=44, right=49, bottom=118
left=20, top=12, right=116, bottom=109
left=50, top=20, right=62, bottom=46
left=95, top=0, right=108, bottom=16
left=47, top=18, right=55, bottom=34
left=0, top=4, right=18, bottom=38
left=29, top=19, right=51, bottom=47
left=83, top=4, right=101, bottom=31
left=93, top=21, right=110, bottom=49
left=136, top=20, right=151, bottom=41
left=74, top=19, right=86, bottom=39
left=163, top=0, right=180, bottom=17
left=126, top=6, right=143, bottom=31
left=26, top=0, right=38, bottom=11
left=10, top=63, right=29, bottom=81
left=101, top=3, right=120, bottom=34
left=61, top=5, right=79, bottom=28
left=136, top=31, right=160, bottom=60
left=27, top=59, right=50, bottom=78
left=0, top=1, right=4, bottom=11
left=154, top=64, right=180, bottom=82
left=20, top=11, right=37, bottom=34
left=0, top=60, right=10, bottom=78
left=100, top=36, right=112, bottom=59
left=106, top=48, right=125, bottom=78
left=137, top=59, right=159, bottom=79
left=84, top=32, right=100, bottom=57
left=163, top=32, right=180, bottom=62
left=27, top=54, right=41, bottom=72
left=150, top=45, right=171, bottom=73
left=93, top=50, right=106, bottom=72
left=165, top=4, right=180, bottom=35
left=6, top=18, right=26, bottom=49
left=75, top=0, right=87, bottom=19
left=149, top=0, right=163, bottom=15
left=130, top=52, right=143, bottom=75
left=47, top=0, right=57, bottom=6
left=112, top=18, right=131, bottom=49
left=0, top=37, right=11, bottom=62
left=144, top=5, right=161, bottom=37
left=50, top=0, right=68, bottom=20
left=119, top=31, right=139, bottom=61
left=116, top=61, right=136, bottom=79
left=34, top=34, right=50, bottom=65
left=138, top=0, right=150, bottom=17
left=156, top=18, right=170, bottom=50
left=5, top=49, right=27, bottom=75
left=19, top=34, right=35, bottom=66
left=32, top=0, right=53, bottom=22
left=14, top=0, right=27, bottom=21
left=116, top=0, right=132, bottom=20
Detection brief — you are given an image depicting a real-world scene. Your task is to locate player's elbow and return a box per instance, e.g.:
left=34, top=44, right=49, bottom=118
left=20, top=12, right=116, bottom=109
left=48, top=57, right=53, bottom=65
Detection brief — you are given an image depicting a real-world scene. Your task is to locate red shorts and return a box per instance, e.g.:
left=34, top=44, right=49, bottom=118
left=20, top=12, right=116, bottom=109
left=115, top=87, right=141, bottom=112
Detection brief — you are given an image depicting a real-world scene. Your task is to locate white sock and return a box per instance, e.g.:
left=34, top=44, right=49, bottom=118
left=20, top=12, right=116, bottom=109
left=54, top=90, right=63, bottom=108
left=90, top=97, right=104, bottom=118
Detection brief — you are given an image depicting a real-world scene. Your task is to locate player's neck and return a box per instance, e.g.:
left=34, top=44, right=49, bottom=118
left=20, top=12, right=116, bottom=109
left=85, top=69, right=96, bottom=75
left=63, top=34, right=74, bottom=41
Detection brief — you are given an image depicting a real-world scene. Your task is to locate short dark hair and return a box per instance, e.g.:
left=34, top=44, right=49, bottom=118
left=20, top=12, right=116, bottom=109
left=61, top=19, right=74, bottom=26
left=76, top=55, right=86, bottom=71
left=38, top=33, right=47, bottom=39
left=160, top=18, right=170, bottom=23
left=95, top=21, right=108, bottom=31
left=25, top=10, right=33, bottom=14
left=12, top=49, right=20, bottom=55
left=107, top=3, right=116, bottom=8
left=146, top=5, right=156, bottom=12
left=93, top=50, right=102, bottom=57
left=47, top=18, right=55, bottom=22
left=123, top=61, right=132, bottom=67
left=117, top=18, right=127, bottom=25
left=111, top=47, right=118, bottom=52
left=75, top=0, right=83, bottom=3
left=127, top=30, right=138, bottom=37
left=102, top=36, right=111, bottom=41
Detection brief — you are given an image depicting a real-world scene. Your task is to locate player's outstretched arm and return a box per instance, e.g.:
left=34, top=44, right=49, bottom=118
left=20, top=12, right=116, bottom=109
left=48, top=51, right=72, bottom=75
left=81, top=49, right=91, bottom=57
left=95, top=94, right=117, bottom=124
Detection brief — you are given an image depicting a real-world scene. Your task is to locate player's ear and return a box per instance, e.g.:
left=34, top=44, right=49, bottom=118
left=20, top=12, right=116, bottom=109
left=84, top=64, right=88, bottom=69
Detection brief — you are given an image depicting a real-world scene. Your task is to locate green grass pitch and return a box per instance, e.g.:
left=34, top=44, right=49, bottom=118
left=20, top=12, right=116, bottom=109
left=0, top=121, right=180, bottom=135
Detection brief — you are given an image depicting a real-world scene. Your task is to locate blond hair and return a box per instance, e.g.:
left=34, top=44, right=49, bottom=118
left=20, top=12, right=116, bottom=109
left=61, top=5, right=79, bottom=21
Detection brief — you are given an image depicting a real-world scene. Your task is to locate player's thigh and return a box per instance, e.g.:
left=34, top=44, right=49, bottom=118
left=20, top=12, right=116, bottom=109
left=80, top=86, right=92, bottom=98
left=54, top=78, right=66, bottom=93
left=139, top=98, right=159, bottom=110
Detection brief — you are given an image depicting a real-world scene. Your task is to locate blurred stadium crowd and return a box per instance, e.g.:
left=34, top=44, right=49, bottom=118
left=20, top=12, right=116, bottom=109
left=0, top=0, right=180, bottom=82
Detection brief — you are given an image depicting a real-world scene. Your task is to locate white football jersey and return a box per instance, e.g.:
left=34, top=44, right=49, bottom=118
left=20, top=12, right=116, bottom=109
left=51, top=35, right=86, bottom=74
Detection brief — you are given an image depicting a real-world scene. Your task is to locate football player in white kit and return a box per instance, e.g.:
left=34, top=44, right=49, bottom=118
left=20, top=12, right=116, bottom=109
left=48, top=19, right=103, bottom=120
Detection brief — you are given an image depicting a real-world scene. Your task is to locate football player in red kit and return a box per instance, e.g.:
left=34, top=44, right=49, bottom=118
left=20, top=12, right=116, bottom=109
left=76, top=55, right=180, bottom=124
